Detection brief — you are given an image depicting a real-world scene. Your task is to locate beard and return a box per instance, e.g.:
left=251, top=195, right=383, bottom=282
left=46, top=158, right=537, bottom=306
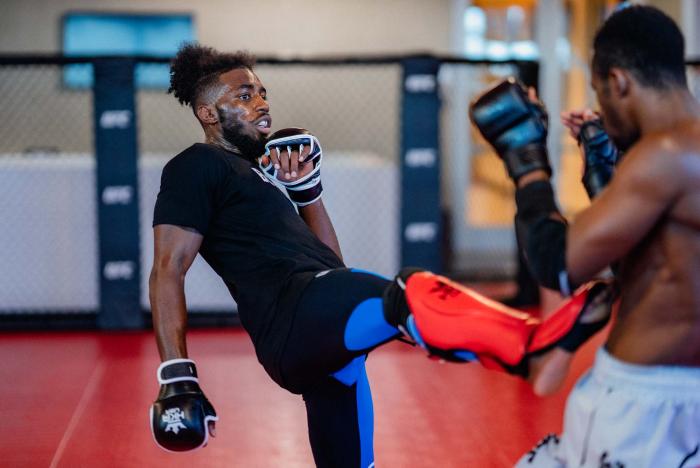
left=218, top=109, right=266, bottom=162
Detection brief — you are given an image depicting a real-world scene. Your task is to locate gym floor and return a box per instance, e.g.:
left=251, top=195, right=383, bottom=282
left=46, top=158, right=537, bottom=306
left=0, top=323, right=606, bottom=467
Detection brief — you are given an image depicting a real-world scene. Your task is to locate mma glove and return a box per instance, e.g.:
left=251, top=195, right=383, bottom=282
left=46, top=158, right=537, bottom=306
left=469, top=78, right=551, bottom=182
left=578, top=119, right=620, bottom=199
left=260, top=127, right=323, bottom=207
left=150, top=359, right=217, bottom=452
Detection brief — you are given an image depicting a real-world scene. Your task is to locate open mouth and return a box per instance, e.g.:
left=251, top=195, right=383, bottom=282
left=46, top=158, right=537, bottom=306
left=254, top=116, right=271, bottom=134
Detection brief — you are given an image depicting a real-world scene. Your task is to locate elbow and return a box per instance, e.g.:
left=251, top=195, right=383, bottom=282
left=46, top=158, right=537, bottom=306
left=150, top=255, right=187, bottom=285
left=565, top=232, right=618, bottom=285
left=149, top=262, right=186, bottom=310
left=565, top=244, right=595, bottom=287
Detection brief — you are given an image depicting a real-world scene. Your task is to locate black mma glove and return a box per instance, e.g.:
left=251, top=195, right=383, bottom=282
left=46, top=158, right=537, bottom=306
left=469, top=77, right=551, bottom=182
left=150, top=359, right=217, bottom=452
left=578, top=119, right=620, bottom=199
left=260, top=127, right=323, bottom=207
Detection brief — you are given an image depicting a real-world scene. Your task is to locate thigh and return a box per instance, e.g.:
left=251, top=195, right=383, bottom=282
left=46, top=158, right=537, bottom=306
left=521, top=368, right=700, bottom=468
left=583, top=385, right=700, bottom=467
left=279, top=268, right=398, bottom=393
left=515, top=371, right=599, bottom=467
left=515, top=434, right=566, bottom=468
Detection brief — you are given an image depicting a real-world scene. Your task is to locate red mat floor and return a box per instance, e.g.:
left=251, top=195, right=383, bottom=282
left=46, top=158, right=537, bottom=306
left=0, top=327, right=605, bottom=467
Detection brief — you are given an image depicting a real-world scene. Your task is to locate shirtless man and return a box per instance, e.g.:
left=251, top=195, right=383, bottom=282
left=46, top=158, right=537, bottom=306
left=471, top=5, right=700, bottom=466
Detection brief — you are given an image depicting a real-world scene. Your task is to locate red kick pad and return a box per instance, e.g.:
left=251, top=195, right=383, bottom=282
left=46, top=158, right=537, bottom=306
left=530, top=285, right=589, bottom=351
left=404, top=272, right=538, bottom=366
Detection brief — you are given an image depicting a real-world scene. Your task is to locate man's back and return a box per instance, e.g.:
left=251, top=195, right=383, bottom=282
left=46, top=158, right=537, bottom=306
left=607, top=120, right=700, bottom=366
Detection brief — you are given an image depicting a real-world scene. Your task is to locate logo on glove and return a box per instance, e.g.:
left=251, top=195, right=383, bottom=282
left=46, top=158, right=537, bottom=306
left=429, top=280, right=460, bottom=301
left=162, top=407, right=187, bottom=434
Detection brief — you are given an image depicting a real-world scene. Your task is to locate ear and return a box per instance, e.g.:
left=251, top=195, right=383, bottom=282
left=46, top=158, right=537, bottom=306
left=608, top=68, right=631, bottom=98
left=196, top=104, right=218, bottom=125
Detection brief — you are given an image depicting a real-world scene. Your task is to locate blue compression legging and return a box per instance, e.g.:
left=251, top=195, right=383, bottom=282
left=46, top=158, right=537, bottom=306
left=278, top=268, right=400, bottom=468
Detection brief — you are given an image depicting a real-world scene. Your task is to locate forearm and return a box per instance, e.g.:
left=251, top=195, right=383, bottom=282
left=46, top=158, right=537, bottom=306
left=470, top=81, right=616, bottom=293
left=149, top=265, right=217, bottom=452
left=298, top=199, right=343, bottom=261
left=149, top=268, right=189, bottom=360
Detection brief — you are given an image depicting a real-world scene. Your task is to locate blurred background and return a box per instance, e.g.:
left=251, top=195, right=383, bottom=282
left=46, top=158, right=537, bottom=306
left=0, top=0, right=698, bottom=329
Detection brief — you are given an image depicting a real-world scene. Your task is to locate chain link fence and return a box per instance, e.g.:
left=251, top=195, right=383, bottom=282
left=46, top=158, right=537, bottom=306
left=0, top=55, right=544, bottom=325
left=0, top=58, right=404, bottom=320
left=0, top=63, right=97, bottom=316
left=3, top=57, right=699, bottom=326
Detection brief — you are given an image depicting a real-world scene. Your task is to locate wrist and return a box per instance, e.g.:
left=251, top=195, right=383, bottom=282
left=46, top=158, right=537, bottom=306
left=517, top=169, right=550, bottom=189
left=158, top=358, right=198, bottom=384
left=296, top=196, right=323, bottom=211
left=287, top=179, right=323, bottom=207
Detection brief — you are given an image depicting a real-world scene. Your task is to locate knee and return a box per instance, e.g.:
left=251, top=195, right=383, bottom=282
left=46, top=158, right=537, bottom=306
left=344, top=297, right=400, bottom=351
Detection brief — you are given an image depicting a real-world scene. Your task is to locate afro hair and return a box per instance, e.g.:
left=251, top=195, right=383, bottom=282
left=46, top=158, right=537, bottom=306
left=169, top=43, right=256, bottom=108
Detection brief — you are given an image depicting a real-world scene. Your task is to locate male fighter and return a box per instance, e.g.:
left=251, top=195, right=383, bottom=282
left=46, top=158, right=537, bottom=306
left=470, top=5, right=700, bottom=466
left=149, top=44, right=612, bottom=467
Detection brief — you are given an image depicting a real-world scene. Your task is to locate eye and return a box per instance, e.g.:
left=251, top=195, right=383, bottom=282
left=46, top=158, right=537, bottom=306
left=239, top=93, right=251, bottom=101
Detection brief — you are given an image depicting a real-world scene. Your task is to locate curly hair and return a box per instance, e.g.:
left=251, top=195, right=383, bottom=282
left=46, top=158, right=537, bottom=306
left=168, top=43, right=256, bottom=109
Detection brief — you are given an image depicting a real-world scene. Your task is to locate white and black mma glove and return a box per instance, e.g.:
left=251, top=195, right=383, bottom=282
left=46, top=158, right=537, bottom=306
left=260, top=127, right=323, bottom=207
left=150, top=359, right=217, bottom=452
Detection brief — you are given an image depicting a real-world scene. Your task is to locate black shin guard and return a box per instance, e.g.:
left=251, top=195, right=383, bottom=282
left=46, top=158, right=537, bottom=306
left=515, top=181, right=575, bottom=295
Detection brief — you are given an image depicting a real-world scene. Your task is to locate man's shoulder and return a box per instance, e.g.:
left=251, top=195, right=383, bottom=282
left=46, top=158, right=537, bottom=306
left=636, top=121, right=700, bottom=156
left=621, top=131, right=681, bottom=171
left=179, top=143, right=255, bottom=171
left=173, top=143, right=225, bottom=162
left=614, top=129, right=697, bottom=202
left=165, top=143, right=233, bottom=173
left=677, top=120, right=700, bottom=160
left=163, top=144, right=261, bottom=190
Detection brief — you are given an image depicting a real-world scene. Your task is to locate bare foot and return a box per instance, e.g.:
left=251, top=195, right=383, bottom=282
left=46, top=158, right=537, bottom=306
left=527, top=348, right=574, bottom=396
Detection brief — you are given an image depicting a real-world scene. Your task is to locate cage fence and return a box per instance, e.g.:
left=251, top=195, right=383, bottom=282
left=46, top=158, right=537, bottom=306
left=0, top=55, right=540, bottom=327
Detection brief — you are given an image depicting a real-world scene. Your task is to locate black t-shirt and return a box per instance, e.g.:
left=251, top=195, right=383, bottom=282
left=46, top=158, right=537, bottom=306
left=153, top=143, right=344, bottom=367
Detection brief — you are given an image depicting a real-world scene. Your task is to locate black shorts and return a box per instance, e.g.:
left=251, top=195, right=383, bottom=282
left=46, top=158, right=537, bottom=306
left=269, top=268, right=394, bottom=394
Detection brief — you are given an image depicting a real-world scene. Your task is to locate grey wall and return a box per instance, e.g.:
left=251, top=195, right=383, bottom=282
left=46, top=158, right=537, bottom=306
left=0, top=0, right=451, bottom=55
left=0, top=1, right=450, bottom=157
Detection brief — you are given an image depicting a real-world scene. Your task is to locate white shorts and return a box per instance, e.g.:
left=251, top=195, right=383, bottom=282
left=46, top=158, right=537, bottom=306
left=516, top=348, right=700, bottom=468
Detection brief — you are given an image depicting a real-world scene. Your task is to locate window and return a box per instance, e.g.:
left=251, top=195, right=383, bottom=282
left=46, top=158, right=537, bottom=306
left=463, top=4, right=538, bottom=60
left=62, top=12, right=195, bottom=88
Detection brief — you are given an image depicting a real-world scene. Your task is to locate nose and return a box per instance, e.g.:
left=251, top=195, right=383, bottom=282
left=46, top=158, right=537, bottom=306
left=255, top=94, right=269, bottom=113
